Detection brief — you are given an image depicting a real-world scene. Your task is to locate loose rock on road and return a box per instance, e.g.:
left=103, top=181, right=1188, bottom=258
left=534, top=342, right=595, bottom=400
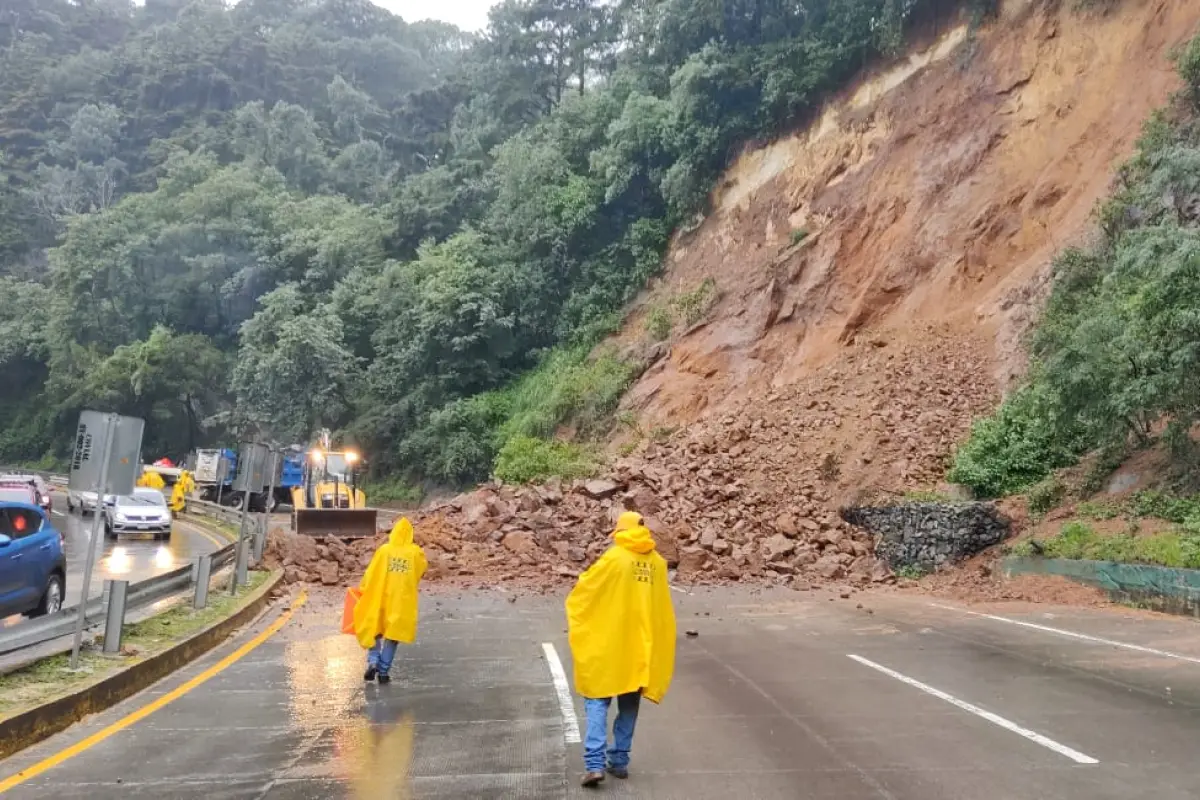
left=5, top=585, right=1200, bottom=798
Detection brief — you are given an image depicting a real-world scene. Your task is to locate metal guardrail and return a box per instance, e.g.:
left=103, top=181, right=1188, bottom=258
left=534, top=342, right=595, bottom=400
left=186, top=497, right=252, bottom=529
left=0, top=467, right=68, bottom=488
left=0, top=541, right=237, bottom=658
left=0, top=470, right=268, bottom=663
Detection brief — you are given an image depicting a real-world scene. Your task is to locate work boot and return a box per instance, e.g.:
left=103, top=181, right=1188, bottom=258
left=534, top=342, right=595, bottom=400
left=363, top=666, right=377, bottom=681
left=580, top=771, right=605, bottom=788
left=377, top=672, right=391, bottom=685
left=607, top=766, right=629, bottom=779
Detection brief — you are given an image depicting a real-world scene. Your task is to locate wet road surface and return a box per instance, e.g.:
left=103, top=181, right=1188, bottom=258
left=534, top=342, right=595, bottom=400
left=5, top=586, right=1200, bottom=797
left=1, top=491, right=231, bottom=627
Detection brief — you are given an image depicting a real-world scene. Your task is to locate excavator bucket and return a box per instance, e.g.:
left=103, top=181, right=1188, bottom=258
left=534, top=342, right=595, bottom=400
left=293, top=508, right=379, bottom=538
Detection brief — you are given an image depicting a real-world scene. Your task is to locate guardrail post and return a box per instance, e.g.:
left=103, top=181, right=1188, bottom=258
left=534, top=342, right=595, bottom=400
left=230, top=491, right=250, bottom=595
left=194, top=555, right=212, bottom=609
left=252, top=514, right=267, bottom=563
left=103, top=580, right=128, bottom=655
left=234, top=537, right=250, bottom=592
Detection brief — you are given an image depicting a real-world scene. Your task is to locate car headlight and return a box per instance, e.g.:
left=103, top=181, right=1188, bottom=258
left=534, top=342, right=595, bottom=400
left=114, top=512, right=127, bottom=522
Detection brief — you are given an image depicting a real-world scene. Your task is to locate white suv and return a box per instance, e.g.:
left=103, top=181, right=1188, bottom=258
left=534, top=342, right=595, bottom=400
left=104, top=488, right=172, bottom=541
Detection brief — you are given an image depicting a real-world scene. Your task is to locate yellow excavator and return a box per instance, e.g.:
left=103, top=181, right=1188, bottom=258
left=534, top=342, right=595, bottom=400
left=291, top=431, right=378, bottom=537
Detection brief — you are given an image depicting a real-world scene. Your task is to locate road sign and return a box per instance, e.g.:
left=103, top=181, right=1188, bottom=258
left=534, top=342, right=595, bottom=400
left=68, top=411, right=144, bottom=497
left=68, top=411, right=145, bottom=668
left=231, top=442, right=269, bottom=493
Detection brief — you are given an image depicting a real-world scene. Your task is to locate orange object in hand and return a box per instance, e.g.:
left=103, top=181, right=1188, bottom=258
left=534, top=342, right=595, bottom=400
left=341, top=587, right=362, bottom=635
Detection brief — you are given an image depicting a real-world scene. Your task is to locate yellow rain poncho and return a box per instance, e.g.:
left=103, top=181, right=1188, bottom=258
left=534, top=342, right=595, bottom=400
left=353, top=518, right=427, bottom=648
left=137, top=471, right=165, bottom=489
left=566, top=512, right=677, bottom=703
left=169, top=470, right=194, bottom=513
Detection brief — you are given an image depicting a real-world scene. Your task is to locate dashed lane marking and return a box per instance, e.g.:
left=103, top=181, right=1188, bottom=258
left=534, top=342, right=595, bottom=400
left=541, top=642, right=581, bottom=744
left=929, top=603, right=1200, bottom=666
left=848, top=654, right=1098, bottom=765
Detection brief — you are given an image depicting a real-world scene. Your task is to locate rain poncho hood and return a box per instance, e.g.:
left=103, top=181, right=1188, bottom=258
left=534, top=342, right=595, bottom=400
left=353, top=518, right=427, bottom=648
left=566, top=512, right=676, bottom=703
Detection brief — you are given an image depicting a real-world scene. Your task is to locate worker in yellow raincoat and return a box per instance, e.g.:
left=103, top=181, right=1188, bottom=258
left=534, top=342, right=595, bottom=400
left=353, top=517, right=427, bottom=684
left=169, top=470, right=194, bottom=514
left=137, top=471, right=165, bottom=490
left=566, top=511, right=676, bottom=788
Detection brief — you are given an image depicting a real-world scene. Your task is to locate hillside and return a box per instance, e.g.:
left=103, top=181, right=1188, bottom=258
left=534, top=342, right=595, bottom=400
left=0, top=0, right=987, bottom=486
left=384, top=0, right=1200, bottom=589
left=618, top=0, right=1198, bottom=474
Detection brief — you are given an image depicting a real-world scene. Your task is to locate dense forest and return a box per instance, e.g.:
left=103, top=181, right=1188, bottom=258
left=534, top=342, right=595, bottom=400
left=0, top=0, right=982, bottom=492
left=949, top=33, right=1200, bottom=503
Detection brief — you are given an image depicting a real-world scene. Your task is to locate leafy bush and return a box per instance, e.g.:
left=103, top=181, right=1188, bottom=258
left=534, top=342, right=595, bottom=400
left=644, top=307, right=673, bottom=341
left=1076, top=500, right=1121, bottom=520
left=1029, top=518, right=1200, bottom=569
left=672, top=278, right=718, bottom=327
left=790, top=228, right=809, bottom=245
left=498, top=346, right=637, bottom=444
left=1175, top=32, right=1200, bottom=107
left=361, top=478, right=424, bottom=507
left=493, top=436, right=598, bottom=484
left=1027, top=477, right=1067, bottom=515
left=948, top=385, right=1088, bottom=497
left=1127, top=491, right=1200, bottom=524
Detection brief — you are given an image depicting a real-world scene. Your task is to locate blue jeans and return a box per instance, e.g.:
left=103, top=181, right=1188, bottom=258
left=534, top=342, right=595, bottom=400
left=583, top=692, right=641, bottom=772
left=367, top=636, right=399, bottom=674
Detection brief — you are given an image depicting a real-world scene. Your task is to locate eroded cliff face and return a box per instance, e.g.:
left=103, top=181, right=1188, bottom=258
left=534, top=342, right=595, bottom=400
left=285, top=0, right=1200, bottom=593
left=618, top=0, right=1199, bottom=453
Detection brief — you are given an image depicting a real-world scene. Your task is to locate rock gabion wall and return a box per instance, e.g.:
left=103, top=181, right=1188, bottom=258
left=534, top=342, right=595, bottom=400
left=841, top=502, right=1010, bottom=570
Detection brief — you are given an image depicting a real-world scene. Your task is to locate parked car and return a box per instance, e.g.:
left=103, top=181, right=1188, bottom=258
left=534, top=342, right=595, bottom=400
left=104, top=488, right=172, bottom=540
left=0, top=475, right=52, bottom=516
left=0, top=502, right=66, bottom=618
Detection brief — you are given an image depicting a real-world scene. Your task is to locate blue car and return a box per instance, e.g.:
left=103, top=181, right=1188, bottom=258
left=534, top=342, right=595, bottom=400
left=0, top=501, right=66, bottom=618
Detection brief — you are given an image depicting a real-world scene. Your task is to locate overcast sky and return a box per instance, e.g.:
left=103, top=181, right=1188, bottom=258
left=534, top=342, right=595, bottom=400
left=372, top=0, right=495, bottom=32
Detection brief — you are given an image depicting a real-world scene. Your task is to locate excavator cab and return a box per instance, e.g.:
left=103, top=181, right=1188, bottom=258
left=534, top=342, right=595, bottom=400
left=291, top=447, right=377, bottom=537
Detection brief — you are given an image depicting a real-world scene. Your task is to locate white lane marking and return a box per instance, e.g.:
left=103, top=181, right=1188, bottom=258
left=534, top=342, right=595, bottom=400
left=930, top=603, right=1200, bottom=666
left=847, top=654, right=1098, bottom=764
left=541, top=642, right=582, bottom=744
left=52, top=510, right=66, bottom=518
left=670, top=584, right=691, bottom=594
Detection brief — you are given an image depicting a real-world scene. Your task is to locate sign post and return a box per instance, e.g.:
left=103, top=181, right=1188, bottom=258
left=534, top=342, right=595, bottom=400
left=230, top=442, right=268, bottom=594
left=254, top=448, right=279, bottom=563
left=68, top=411, right=144, bottom=668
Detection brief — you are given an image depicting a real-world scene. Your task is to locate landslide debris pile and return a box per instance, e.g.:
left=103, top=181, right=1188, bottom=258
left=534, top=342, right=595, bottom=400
left=269, top=329, right=996, bottom=590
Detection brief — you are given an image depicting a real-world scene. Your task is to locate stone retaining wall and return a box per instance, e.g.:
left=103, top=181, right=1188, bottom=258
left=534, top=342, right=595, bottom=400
left=841, top=502, right=1010, bottom=570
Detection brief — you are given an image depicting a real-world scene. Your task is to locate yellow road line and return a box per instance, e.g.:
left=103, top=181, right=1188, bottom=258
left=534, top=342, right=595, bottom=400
left=0, top=590, right=308, bottom=793
left=189, top=523, right=231, bottom=550
left=178, top=516, right=236, bottom=548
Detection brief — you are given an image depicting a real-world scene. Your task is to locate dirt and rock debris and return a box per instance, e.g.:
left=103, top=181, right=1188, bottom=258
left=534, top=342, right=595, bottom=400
left=267, top=329, right=997, bottom=593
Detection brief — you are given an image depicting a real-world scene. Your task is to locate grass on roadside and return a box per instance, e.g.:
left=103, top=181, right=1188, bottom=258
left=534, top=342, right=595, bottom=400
left=1010, top=520, right=1200, bottom=569
left=0, top=570, right=271, bottom=717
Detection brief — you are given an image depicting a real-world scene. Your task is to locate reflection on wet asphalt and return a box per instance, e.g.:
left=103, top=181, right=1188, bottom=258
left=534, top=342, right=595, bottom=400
left=12, top=587, right=1200, bottom=798
left=2, top=591, right=571, bottom=798
left=1, top=492, right=229, bottom=627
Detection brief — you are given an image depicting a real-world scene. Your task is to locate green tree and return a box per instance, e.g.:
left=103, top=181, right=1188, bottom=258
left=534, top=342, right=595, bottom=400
left=232, top=285, right=358, bottom=442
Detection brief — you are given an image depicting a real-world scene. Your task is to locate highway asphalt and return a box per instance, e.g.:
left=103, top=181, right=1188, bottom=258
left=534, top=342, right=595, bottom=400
left=0, top=491, right=231, bottom=628
left=4, top=583, right=1200, bottom=797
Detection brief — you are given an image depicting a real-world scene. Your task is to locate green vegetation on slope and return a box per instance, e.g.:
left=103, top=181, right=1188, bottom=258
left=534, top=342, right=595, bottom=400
left=950, top=33, right=1200, bottom=498
left=1011, top=520, right=1200, bottom=570
left=1, top=0, right=990, bottom=485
